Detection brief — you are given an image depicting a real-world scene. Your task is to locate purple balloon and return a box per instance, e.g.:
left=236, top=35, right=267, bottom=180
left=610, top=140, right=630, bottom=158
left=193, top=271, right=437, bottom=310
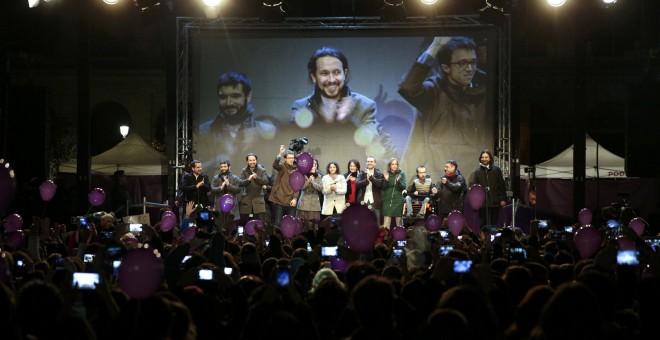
left=574, top=226, right=602, bottom=259
left=245, top=219, right=264, bottom=235
left=294, top=217, right=303, bottom=235
left=118, top=249, right=164, bottom=300
left=39, top=180, right=57, bottom=202
left=391, top=226, right=407, bottom=241
left=447, top=210, right=465, bottom=236
left=4, top=213, right=23, bottom=233
left=181, top=226, right=196, bottom=243
left=4, top=230, right=25, bottom=249
left=280, top=215, right=297, bottom=239
left=219, top=194, right=235, bottom=213
left=617, top=235, right=636, bottom=250
left=296, top=152, right=314, bottom=175
left=425, top=214, right=441, bottom=232
left=340, top=205, right=379, bottom=253
left=628, top=217, right=646, bottom=237
left=88, top=188, right=106, bottom=206
left=288, top=170, right=305, bottom=192
left=245, top=221, right=257, bottom=236
left=467, top=184, right=486, bottom=210
left=578, top=208, right=593, bottom=225
left=0, top=161, right=17, bottom=216
left=330, top=257, right=349, bottom=272
left=160, top=211, right=176, bottom=232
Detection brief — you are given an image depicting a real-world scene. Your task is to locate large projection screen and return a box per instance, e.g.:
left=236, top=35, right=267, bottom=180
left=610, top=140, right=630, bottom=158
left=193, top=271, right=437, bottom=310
left=184, top=17, right=501, bottom=181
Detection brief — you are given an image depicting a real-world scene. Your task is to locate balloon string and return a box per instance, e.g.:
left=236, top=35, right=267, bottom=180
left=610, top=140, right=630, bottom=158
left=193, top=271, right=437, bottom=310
left=86, top=205, right=93, bottom=215
left=42, top=202, right=48, bottom=220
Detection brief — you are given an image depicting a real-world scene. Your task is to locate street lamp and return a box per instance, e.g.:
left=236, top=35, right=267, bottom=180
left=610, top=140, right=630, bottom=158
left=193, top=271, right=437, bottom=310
left=120, top=125, right=130, bottom=138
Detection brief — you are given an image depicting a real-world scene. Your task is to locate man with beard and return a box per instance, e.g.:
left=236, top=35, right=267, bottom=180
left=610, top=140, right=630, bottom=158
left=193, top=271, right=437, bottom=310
left=398, top=36, right=490, bottom=179
left=356, top=156, right=385, bottom=224
left=181, top=160, right=211, bottom=209
left=197, top=72, right=275, bottom=170
left=402, top=165, right=437, bottom=219
left=237, top=153, right=270, bottom=223
left=211, top=160, right=242, bottom=232
left=290, top=47, right=396, bottom=165
left=269, top=145, right=300, bottom=229
left=468, top=149, right=507, bottom=227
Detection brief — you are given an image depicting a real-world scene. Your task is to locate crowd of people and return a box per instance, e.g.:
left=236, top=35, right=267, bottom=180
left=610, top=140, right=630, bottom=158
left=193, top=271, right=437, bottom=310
left=1, top=35, right=658, bottom=339
left=1, top=190, right=659, bottom=339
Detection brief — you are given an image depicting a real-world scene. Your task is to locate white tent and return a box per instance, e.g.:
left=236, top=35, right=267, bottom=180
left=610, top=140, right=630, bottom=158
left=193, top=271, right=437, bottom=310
left=59, top=133, right=168, bottom=176
left=521, top=134, right=627, bottom=179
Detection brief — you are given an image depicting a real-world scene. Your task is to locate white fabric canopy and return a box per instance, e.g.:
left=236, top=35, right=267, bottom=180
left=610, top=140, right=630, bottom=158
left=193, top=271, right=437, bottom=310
left=59, top=133, right=168, bottom=176
left=521, top=134, right=627, bottom=179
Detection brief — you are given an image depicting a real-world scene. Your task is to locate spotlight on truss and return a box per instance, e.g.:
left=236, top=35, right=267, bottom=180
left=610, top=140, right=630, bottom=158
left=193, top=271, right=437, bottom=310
left=260, top=1, right=286, bottom=23
left=381, top=0, right=407, bottom=22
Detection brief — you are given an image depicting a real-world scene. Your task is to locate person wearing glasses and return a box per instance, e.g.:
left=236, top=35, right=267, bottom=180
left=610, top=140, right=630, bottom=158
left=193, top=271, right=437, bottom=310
left=398, top=36, right=489, bottom=180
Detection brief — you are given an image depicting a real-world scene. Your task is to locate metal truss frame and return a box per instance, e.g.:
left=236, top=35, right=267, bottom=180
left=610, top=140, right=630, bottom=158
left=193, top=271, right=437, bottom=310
left=174, top=15, right=512, bottom=195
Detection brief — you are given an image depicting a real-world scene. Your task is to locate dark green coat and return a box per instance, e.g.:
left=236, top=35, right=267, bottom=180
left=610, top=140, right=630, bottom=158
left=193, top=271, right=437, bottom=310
left=381, top=170, right=407, bottom=217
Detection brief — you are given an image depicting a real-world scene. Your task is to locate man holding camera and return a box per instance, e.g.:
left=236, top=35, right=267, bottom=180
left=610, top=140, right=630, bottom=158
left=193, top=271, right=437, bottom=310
left=268, top=145, right=300, bottom=229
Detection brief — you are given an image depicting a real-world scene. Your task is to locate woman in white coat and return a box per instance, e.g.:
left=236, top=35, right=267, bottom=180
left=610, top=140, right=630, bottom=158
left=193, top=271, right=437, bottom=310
left=322, top=161, right=347, bottom=219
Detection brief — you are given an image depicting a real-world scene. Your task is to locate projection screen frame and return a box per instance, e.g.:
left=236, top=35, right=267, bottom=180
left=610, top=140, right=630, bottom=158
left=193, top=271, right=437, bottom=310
left=174, top=15, right=512, bottom=200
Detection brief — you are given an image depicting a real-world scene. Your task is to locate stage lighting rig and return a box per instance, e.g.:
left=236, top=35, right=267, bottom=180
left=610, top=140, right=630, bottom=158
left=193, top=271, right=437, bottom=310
left=381, top=0, right=407, bottom=22
left=260, top=1, right=286, bottom=23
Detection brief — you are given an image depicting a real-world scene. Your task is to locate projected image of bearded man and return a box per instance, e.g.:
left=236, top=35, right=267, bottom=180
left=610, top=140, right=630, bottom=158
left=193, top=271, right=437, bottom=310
left=290, top=46, right=396, bottom=163
left=198, top=72, right=275, bottom=170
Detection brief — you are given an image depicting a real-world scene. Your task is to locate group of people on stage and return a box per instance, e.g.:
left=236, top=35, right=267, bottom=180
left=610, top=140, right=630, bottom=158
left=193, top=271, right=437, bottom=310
left=178, top=146, right=508, bottom=238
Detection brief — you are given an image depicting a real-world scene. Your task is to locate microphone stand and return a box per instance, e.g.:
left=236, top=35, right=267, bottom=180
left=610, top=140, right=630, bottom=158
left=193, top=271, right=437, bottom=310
left=485, top=169, right=491, bottom=226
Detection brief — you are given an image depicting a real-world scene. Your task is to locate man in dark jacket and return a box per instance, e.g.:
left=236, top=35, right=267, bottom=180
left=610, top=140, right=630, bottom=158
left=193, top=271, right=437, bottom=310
left=356, top=156, right=385, bottom=224
left=398, top=36, right=489, bottom=180
left=469, top=149, right=507, bottom=227
left=181, top=160, right=211, bottom=209
left=436, top=160, right=467, bottom=217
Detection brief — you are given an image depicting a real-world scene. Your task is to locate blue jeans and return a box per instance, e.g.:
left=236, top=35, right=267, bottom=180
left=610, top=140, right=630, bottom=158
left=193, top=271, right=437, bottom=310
left=406, top=196, right=430, bottom=216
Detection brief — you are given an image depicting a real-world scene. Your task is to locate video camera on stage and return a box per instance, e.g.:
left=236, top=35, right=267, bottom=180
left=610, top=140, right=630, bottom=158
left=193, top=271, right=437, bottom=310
left=289, top=137, right=308, bottom=153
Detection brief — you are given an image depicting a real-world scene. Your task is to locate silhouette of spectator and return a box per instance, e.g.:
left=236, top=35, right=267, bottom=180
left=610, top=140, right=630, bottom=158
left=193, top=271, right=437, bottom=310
left=349, top=275, right=403, bottom=339
left=344, top=261, right=378, bottom=293
left=506, top=285, right=554, bottom=340
left=418, top=308, right=469, bottom=340
left=503, top=265, right=534, bottom=308
left=436, top=285, right=500, bottom=340
left=530, top=281, right=606, bottom=339
left=308, top=278, right=349, bottom=340
left=17, top=279, right=96, bottom=339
